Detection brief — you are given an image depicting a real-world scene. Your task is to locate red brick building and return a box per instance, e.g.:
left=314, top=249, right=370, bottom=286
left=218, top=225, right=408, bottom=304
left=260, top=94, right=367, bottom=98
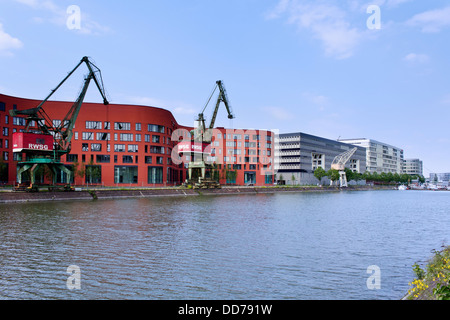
left=0, top=93, right=274, bottom=187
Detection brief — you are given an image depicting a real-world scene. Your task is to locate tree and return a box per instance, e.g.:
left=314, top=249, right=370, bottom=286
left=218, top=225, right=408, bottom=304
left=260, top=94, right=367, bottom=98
left=344, top=168, right=354, bottom=182
left=73, top=161, right=86, bottom=183
left=418, top=175, right=425, bottom=184
left=291, top=174, right=297, bottom=185
left=314, top=167, right=327, bottom=185
left=327, top=169, right=340, bottom=185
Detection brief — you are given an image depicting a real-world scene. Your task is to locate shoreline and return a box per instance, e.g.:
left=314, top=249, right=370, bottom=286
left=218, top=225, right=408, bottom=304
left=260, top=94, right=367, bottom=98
left=0, top=185, right=396, bottom=204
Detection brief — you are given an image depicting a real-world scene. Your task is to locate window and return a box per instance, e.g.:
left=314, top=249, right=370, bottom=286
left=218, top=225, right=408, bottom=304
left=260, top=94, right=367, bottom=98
left=135, top=134, right=141, bottom=142
left=148, top=124, right=164, bottom=133
left=82, top=143, right=89, bottom=152
left=53, top=120, right=61, bottom=128
left=0, top=102, right=5, bottom=111
left=156, top=157, right=163, bottom=164
left=145, top=134, right=150, bottom=143
left=74, top=132, right=79, bottom=140
left=115, top=166, right=138, bottom=184
left=4, top=140, right=8, bottom=149
left=3, top=152, right=8, bottom=161
left=86, top=121, right=102, bottom=130
left=82, top=132, right=94, bottom=141
left=67, top=154, right=78, bottom=162
left=114, top=144, right=126, bottom=152
left=312, top=153, right=325, bottom=171
left=95, top=132, right=109, bottom=141
left=136, top=123, right=141, bottom=131
left=145, top=156, right=152, bottom=164
left=150, top=146, right=165, bottom=154
left=91, top=144, right=102, bottom=152
left=265, top=174, right=273, bottom=184
left=152, top=135, right=160, bottom=143
left=128, top=145, right=138, bottom=153
left=114, top=122, right=131, bottom=131
left=13, top=117, right=26, bottom=126
left=148, top=167, right=163, bottom=184
left=120, top=133, right=133, bottom=142
left=2, top=128, right=8, bottom=137
left=123, top=155, right=134, bottom=163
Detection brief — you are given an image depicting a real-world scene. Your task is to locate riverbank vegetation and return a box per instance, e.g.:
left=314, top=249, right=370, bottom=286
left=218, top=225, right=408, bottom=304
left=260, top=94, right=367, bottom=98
left=406, top=246, right=450, bottom=300
left=313, top=168, right=425, bottom=185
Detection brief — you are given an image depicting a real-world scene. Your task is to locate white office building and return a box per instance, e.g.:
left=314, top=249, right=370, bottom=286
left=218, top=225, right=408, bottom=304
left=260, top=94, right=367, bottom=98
left=404, top=159, right=423, bottom=176
left=338, top=138, right=404, bottom=174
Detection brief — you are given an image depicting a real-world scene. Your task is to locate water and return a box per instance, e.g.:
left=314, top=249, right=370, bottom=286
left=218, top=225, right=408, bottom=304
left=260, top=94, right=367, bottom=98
left=1, top=190, right=449, bottom=300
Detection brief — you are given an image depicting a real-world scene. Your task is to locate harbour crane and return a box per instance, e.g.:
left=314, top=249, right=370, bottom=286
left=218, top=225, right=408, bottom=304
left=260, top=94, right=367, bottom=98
left=11, top=56, right=109, bottom=191
left=331, top=147, right=358, bottom=188
left=192, top=80, right=234, bottom=144
left=186, top=80, right=235, bottom=188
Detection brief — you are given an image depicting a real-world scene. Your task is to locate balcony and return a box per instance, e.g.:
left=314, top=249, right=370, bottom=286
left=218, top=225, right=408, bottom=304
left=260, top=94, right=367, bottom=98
left=275, top=164, right=302, bottom=170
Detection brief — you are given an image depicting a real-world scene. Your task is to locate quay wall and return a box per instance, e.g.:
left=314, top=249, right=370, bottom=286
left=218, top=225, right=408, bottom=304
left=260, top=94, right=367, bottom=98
left=0, top=185, right=396, bottom=204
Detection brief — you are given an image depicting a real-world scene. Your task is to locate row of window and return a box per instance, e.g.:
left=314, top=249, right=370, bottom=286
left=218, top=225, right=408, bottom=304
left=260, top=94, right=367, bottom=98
left=85, top=121, right=166, bottom=134
left=80, top=143, right=170, bottom=155
left=77, top=131, right=172, bottom=144
left=67, top=153, right=169, bottom=165
left=215, top=133, right=272, bottom=141
left=219, top=141, right=272, bottom=148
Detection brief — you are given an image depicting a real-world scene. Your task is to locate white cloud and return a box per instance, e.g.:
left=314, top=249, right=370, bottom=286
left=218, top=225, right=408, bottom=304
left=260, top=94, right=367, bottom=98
left=0, top=23, right=23, bottom=56
left=267, top=0, right=364, bottom=59
left=264, top=106, right=293, bottom=121
left=406, top=6, right=450, bottom=33
left=404, top=53, right=430, bottom=63
left=15, top=0, right=110, bottom=35
left=302, top=92, right=330, bottom=111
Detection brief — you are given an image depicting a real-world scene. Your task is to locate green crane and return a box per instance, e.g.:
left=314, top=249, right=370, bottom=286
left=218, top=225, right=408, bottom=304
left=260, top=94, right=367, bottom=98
left=193, top=80, right=235, bottom=144
left=187, top=80, right=235, bottom=188
left=11, top=56, right=109, bottom=191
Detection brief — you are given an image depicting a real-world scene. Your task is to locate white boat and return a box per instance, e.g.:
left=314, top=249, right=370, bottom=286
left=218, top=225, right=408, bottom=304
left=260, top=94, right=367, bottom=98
left=398, top=185, right=407, bottom=191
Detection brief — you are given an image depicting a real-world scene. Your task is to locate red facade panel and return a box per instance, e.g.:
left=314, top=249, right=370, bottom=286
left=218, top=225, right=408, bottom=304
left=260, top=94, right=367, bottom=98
left=12, top=132, right=54, bottom=153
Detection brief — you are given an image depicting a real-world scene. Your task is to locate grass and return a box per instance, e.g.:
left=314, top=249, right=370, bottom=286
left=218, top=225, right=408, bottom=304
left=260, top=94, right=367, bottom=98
left=406, top=246, right=450, bottom=300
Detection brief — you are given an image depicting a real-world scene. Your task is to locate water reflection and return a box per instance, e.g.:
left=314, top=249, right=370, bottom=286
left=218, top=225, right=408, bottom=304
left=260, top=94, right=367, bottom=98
left=0, top=190, right=449, bottom=300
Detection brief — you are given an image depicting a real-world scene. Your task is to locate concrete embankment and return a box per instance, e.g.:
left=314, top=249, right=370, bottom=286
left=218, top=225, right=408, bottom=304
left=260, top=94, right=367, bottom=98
left=0, top=185, right=395, bottom=204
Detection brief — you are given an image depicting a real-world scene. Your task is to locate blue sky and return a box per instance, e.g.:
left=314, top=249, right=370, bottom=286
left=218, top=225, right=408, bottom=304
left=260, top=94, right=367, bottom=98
left=1, top=0, right=450, bottom=176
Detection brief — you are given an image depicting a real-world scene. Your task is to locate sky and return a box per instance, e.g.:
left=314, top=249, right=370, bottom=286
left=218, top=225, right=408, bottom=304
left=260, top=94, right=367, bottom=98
left=0, top=0, right=450, bottom=176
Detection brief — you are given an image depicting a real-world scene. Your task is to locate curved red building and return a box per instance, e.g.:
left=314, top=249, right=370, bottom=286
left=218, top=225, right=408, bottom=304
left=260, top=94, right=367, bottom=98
left=0, top=93, right=274, bottom=187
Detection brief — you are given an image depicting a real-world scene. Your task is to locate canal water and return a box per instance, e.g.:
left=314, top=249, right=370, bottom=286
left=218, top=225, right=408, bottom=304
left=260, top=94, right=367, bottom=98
left=1, top=190, right=449, bottom=300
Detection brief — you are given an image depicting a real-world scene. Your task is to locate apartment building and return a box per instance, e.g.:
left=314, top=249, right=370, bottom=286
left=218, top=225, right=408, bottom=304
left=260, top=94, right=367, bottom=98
left=0, top=93, right=274, bottom=187
left=338, top=138, right=404, bottom=174
left=403, top=158, right=423, bottom=176
left=274, top=132, right=366, bottom=185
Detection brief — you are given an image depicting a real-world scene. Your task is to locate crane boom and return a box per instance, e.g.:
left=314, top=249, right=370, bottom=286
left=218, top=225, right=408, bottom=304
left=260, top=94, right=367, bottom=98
left=11, top=56, right=109, bottom=154
left=331, top=147, right=357, bottom=171
left=194, top=80, right=235, bottom=143
left=331, top=147, right=358, bottom=188
left=11, top=56, right=109, bottom=191
left=209, top=80, right=234, bottom=129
